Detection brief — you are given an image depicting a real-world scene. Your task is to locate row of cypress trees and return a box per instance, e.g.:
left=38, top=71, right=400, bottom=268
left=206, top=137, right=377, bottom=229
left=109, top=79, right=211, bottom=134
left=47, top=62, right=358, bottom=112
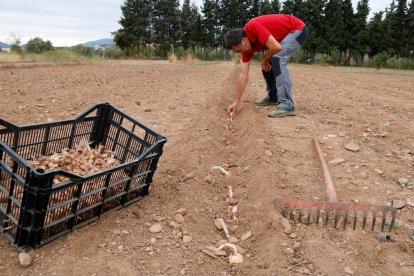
left=113, top=0, right=414, bottom=66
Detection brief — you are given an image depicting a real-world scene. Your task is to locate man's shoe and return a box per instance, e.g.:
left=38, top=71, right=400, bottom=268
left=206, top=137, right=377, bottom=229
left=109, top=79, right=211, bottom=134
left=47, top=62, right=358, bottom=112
left=267, top=107, right=296, bottom=118
left=255, top=97, right=278, bottom=106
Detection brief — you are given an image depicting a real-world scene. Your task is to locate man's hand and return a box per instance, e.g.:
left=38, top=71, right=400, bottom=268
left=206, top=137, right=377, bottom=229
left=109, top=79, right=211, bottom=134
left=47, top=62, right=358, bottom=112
left=261, top=61, right=272, bottom=72
left=228, top=100, right=239, bottom=116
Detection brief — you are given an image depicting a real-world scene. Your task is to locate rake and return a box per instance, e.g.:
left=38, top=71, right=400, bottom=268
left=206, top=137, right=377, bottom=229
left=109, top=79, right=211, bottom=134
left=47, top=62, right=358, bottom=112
left=273, top=138, right=396, bottom=232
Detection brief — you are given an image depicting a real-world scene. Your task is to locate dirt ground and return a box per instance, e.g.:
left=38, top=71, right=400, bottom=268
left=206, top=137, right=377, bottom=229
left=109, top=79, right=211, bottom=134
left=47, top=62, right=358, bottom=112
left=0, top=60, right=413, bottom=275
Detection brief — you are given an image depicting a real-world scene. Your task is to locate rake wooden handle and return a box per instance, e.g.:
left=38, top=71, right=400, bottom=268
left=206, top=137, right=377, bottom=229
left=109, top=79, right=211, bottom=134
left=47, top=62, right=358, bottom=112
left=313, top=138, right=337, bottom=202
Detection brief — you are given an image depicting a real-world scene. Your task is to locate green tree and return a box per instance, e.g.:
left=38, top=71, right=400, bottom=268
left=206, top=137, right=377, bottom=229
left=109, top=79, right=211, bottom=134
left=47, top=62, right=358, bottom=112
left=221, top=0, right=242, bottom=29
left=352, top=0, right=370, bottom=64
left=260, top=0, right=274, bottom=14
left=282, top=0, right=305, bottom=18
left=10, top=33, right=22, bottom=54
left=324, top=0, right=345, bottom=62
left=250, top=0, right=260, bottom=18
left=180, top=0, right=193, bottom=49
left=301, top=0, right=327, bottom=59
left=189, top=4, right=202, bottom=49
left=383, top=2, right=397, bottom=54
left=202, top=0, right=222, bottom=47
left=407, top=0, right=414, bottom=56
left=26, top=37, right=54, bottom=53
left=271, top=0, right=281, bottom=13
left=367, top=12, right=387, bottom=59
left=260, top=0, right=281, bottom=15
left=113, top=0, right=152, bottom=56
left=339, top=0, right=355, bottom=64
left=152, top=0, right=181, bottom=57
left=393, top=0, right=408, bottom=55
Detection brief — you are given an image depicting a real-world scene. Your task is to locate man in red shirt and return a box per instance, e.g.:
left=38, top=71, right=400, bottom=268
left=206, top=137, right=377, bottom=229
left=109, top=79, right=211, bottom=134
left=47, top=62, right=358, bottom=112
left=224, top=14, right=308, bottom=117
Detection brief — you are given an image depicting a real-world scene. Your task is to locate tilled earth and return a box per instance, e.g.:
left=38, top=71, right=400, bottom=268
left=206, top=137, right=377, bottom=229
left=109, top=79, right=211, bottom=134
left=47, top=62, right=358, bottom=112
left=0, top=60, right=413, bottom=275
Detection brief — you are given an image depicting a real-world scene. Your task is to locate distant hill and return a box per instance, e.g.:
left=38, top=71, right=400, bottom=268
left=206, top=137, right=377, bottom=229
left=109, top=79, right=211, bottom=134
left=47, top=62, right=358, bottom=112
left=82, top=38, right=114, bottom=47
left=0, top=41, right=10, bottom=48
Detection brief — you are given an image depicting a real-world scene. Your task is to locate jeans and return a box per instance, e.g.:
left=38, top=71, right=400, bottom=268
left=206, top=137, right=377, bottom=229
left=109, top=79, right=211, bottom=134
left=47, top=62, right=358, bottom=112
left=262, top=26, right=308, bottom=110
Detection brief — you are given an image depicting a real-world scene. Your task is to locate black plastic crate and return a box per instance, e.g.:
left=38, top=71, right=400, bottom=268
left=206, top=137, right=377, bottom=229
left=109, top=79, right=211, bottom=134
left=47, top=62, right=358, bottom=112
left=0, top=103, right=167, bottom=249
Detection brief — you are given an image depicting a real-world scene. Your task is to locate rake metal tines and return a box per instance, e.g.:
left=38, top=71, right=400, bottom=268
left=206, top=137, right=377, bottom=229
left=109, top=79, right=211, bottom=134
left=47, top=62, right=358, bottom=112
left=273, top=198, right=397, bottom=232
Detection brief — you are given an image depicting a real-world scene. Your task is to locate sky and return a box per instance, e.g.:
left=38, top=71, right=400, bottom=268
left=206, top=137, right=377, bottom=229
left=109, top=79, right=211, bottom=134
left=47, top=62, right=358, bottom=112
left=0, top=0, right=395, bottom=47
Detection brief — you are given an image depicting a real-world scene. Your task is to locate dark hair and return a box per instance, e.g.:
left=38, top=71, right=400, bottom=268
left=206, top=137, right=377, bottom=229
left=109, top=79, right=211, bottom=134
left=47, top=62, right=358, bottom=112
left=224, top=28, right=245, bottom=49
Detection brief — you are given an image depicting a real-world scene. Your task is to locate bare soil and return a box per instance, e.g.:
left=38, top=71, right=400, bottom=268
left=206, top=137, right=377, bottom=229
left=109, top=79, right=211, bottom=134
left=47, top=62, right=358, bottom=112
left=0, top=60, right=413, bottom=275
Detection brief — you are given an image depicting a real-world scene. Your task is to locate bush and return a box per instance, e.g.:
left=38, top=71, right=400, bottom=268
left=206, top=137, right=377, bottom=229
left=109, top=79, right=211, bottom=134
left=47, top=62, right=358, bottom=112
left=373, top=52, right=390, bottom=69
left=314, top=53, right=332, bottom=65
left=174, top=46, right=186, bottom=59
left=105, top=46, right=123, bottom=59
left=385, top=56, right=414, bottom=69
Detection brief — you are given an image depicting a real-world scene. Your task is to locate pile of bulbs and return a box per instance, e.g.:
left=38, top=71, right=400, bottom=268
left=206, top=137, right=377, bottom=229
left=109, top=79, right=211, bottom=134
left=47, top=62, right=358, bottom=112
left=30, top=140, right=120, bottom=184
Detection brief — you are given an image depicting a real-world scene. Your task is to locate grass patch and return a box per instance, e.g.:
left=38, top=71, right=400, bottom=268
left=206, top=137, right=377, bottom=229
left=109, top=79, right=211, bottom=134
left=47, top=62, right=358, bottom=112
left=0, top=49, right=90, bottom=65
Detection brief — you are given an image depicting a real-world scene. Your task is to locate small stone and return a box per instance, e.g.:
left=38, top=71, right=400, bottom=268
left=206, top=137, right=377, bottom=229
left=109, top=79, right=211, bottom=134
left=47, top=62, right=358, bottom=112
left=135, top=101, right=141, bottom=105
left=182, top=235, right=192, bottom=243
left=293, top=242, right=300, bottom=250
left=243, top=166, right=250, bottom=172
left=284, top=248, right=294, bottom=254
left=227, top=197, right=239, bottom=205
left=169, top=221, right=180, bottom=228
left=398, top=178, right=409, bottom=187
left=377, top=233, right=391, bottom=242
left=122, top=230, right=129, bottom=234
left=402, top=149, right=411, bottom=155
left=376, top=245, right=382, bottom=251
left=175, top=208, right=187, bottom=216
left=280, top=217, right=293, bottom=235
left=117, top=245, right=124, bottom=251
left=113, top=230, right=121, bottom=235
left=241, top=231, right=252, bottom=241
left=410, top=229, right=414, bottom=241
left=153, top=216, right=165, bottom=222
left=150, top=238, right=157, bottom=245
left=344, top=266, right=354, bottom=275
left=374, top=169, right=384, bottom=175
left=345, top=142, right=360, bottom=152
left=132, top=209, right=143, bottom=219
left=289, top=233, right=298, bottom=239
left=183, top=173, right=194, bottom=181
left=392, top=200, right=406, bottom=209
left=228, top=236, right=239, bottom=243
left=174, top=213, right=185, bottom=224
left=328, top=158, right=345, bottom=165
left=149, top=224, right=162, bottom=233
left=264, top=150, right=273, bottom=157
left=298, top=268, right=310, bottom=274
left=205, top=175, right=213, bottom=184
left=144, top=108, right=152, bottom=112
left=407, top=197, right=414, bottom=207
left=18, top=253, right=32, bottom=267
left=215, top=218, right=223, bottom=230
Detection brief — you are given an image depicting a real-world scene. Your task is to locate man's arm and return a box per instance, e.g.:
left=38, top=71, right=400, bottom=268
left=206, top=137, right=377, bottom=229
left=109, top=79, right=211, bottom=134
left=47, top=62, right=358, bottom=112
left=228, top=61, right=250, bottom=115
left=261, top=35, right=282, bottom=71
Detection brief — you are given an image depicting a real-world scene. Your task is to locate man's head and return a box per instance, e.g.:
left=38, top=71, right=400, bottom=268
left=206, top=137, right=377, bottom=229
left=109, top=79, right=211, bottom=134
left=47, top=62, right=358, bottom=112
left=224, top=28, right=252, bottom=53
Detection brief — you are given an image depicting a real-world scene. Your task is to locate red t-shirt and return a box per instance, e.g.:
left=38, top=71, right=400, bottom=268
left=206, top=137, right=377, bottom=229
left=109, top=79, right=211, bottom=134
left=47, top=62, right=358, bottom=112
left=242, top=14, right=305, bottom=62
